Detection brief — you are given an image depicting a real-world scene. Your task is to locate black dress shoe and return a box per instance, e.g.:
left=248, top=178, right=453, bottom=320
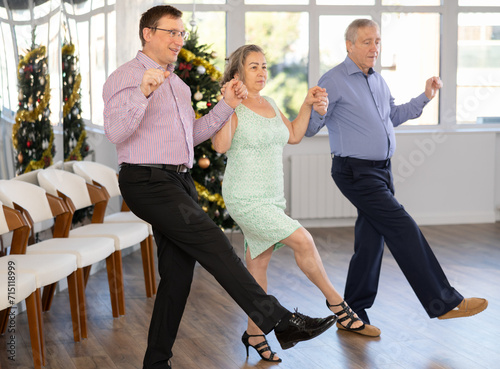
left=275, top=309, right=337, bottom=350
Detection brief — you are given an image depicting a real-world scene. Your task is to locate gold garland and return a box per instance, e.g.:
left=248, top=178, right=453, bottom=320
left=179, top=48, right=222, bottom=81
left=24, top=131, right=54, bottom=173
left=194, top=181, right=226, bottom=208
left=61, top=43, right=75, bottom=56
left=17, top=46, right=46, bottom=71
left=63, top=73, right=82, bottom=117
left=12, top=77, right=51, bottom=150
left=65, top=130, right=87, bottom=161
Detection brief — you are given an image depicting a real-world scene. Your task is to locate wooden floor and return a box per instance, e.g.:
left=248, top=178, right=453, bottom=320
left=2, top=222, right=499, bottom=369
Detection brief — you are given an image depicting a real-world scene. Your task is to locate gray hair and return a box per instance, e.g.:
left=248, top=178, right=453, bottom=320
left=345, top=19, right=380, bottom=43
left=220, top=44, right=265, bottom=87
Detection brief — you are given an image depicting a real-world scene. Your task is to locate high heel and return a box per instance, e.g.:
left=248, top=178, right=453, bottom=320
left=241, top=331, right=282, bottom=362
left=326, top=300, right=365, bottom=332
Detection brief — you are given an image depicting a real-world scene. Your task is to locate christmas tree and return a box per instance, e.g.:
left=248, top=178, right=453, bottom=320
left=62, top=41, right=91, bottom=161
left=13, top=31, right=54, bottom=175
left=175, top=30, right=235, bottom=230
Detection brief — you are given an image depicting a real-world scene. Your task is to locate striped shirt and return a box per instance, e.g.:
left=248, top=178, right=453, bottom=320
left=103, top=51, right=233, bottom=168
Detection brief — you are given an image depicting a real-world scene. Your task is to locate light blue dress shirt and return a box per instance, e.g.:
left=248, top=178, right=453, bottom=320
left=306, top=56, right=430, bottom=160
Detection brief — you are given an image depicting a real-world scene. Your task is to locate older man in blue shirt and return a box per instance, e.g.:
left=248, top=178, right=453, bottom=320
left=306, top=18, right=487, bottom=335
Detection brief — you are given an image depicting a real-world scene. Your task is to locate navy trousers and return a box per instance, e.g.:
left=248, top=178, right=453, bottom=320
left=331, top=156, right=463, bottom=323
left=119, top=165, right=288, bottom=369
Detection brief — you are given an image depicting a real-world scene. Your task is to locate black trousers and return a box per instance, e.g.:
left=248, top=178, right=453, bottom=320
left=118, top=165, right=288, bottom=369
left=331, top=156, right=463, bottom=323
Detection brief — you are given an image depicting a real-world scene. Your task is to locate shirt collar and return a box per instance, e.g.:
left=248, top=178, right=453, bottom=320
left=136, top=51, right=175, bottom=73
left=344, top=55, right=375, bottom=76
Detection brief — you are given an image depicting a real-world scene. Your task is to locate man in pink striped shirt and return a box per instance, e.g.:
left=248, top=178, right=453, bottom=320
left=103, top=5, right=335, bottom=369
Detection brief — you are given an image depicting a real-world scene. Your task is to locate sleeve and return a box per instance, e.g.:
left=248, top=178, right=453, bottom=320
left=389, top=92, right=430, bottom=127
left=305, top=74, right=335, bottom=137
left=103, top=69, right=149, bottom=144
left=193, top=99, right=234, bottom=146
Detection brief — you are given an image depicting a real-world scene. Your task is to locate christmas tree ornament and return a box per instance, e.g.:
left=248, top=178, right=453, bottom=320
left=194, top=89, right=203, bottom=101
left=210, top=51, right=217, bottom=59
left=196, top=65, right=206, bottom=74
left=198, top=155, right=210, bottom=169
left=17, top=152, right=23, bottom=164
left=216, top=94, right=223, bottom=101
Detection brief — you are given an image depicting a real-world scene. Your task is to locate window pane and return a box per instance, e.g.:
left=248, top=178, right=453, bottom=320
left=246, top=0, right=308, bottom=4
left=382, top=0, right=440, bottom=5
left=245, top=12, right=309, bottom=120
left=381, top=13, right=440, bottom=125
left=457, top=13, right=500, bottom=124
left=319, top=15, right=369, bottom=76
left=317, top=0, right=374, bottom=4
left=74, top=0, right=91, bottom=15
left=33, top=0, right=51, bottom=19
left=77, top=20, right=90, bottom=121
left=1, top=23, right=17, bottom=111
left=459, top=0, right=500, bottom=5
left=90, top=13, right=105, bottom=125
left=92, top=0, right=105, bottom=9
left=182, top=11, right=226, bottom=73
left=107, top=10, right=116, bottom=74
left=48, top=11, right=60, bottom=125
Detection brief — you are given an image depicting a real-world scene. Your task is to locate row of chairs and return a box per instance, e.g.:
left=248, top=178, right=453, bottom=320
left=0, top=161, right=157, bottom=368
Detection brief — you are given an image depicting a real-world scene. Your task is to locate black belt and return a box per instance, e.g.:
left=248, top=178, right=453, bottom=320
left=332, top=155, right=391, bottom=168
left=121, top=163, right=189, bottom=173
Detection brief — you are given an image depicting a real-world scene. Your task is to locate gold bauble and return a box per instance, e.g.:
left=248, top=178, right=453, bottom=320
left=216, top=94, right=223, bottom=101
left=17, top=152, right=23, bottom=164
left=198, top=156, right=210, bottom=169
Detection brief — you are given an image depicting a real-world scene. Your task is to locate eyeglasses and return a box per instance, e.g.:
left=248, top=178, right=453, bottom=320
left=148, top=27, right=189, bottom=41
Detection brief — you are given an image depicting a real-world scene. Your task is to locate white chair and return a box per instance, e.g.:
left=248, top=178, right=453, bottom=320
left=0, top=271, right=41, bottom=368
left=0, top=180, right=116, bottom=337
left=37, top=169, right=153, bottom=316
left=0, top=200, right=80, bottom=362
left=0, top=202, right=42, bottom=368
left=72, top=161, right=156, bottom=295
left=12, top=168, right=53, bottom=239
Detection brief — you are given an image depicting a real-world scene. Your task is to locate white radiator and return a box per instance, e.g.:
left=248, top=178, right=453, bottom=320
left=290, top=154, right=357, bottom=219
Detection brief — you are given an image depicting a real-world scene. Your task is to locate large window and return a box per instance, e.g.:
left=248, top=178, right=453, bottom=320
left=2, top=0, right=500, bottom=129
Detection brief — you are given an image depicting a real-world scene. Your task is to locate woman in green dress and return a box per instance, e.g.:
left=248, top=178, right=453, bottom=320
left=212, top=45, right=380, bottom=363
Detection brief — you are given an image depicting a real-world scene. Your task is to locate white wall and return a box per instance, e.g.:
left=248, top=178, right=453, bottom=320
left=283, top=130, right=499, bottom=227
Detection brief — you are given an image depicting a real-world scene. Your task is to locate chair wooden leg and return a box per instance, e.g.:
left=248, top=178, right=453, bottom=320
left=35, top=289, right=46, bottom=365
left=66, top=271, right=81, bottom=342
left=105, top=254, right=119, bottom=318
left=0, top=308, right=9, bottom=334
left=76, top=268, right=88, bottom=339
left=26, top=291, right=42, bottom=369
left=113, top=250, right=126, bottom=316
left=83, top=265, right=92, bottom=287
left=148, top=234, right=157, bottom=295
left=41, top=282, right=57, bottom=312
left=140, top=238, right=153, bottom=298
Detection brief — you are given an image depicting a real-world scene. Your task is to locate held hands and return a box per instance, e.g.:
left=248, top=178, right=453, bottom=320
left=140, top=69, right=171, bottom=97
left=222, top=79, right=248, bottom=109
left=308, top=86, right=328, bottom=116
left=425, top=76, right=443, bottom=100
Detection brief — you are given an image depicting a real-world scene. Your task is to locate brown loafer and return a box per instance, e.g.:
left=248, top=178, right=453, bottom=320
left=438, top=298, right=488, bottom=320
left=336, top=321, right=381, bottom=337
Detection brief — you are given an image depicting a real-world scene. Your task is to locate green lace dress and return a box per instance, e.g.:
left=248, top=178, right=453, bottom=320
left=222, top=97, right=301, bottom=259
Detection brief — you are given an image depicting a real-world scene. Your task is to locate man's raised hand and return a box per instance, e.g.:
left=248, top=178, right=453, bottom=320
left=140, top=69, right=171, bottom=97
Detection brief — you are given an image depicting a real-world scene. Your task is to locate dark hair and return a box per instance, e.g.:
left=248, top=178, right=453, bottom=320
left=345, top=19, right=379, bottom=43
left=139, top=5, right=183, bottom=47
left=220, top=44, right=265, bottom=87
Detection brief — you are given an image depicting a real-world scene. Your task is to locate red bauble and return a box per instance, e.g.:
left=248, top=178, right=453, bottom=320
left=27, top=141, right=32, bottom=148
left=207, top=102, right=212, bottom=107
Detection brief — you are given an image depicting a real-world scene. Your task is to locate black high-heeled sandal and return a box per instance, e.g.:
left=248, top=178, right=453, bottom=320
left=241, top=331, right=282, bottom=362
left=326, top=300, right=365, bottom=332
